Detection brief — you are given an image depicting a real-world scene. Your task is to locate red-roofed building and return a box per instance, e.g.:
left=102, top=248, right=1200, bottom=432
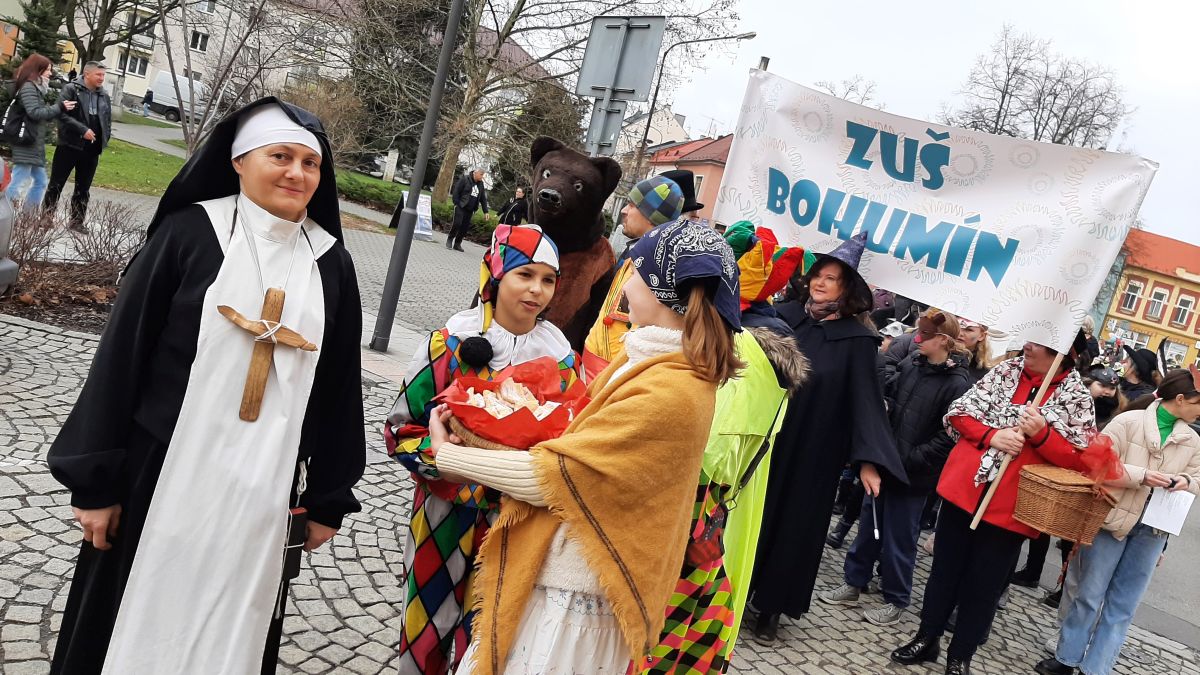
left=1102, top=229, right=1200, bottom=367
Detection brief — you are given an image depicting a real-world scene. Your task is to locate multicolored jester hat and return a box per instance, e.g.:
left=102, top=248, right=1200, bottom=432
left=723, top=221, right=814, bottom=308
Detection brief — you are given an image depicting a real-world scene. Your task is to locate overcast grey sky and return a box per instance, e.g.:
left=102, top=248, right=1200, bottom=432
left=669, top=0, right=1198, bottom=245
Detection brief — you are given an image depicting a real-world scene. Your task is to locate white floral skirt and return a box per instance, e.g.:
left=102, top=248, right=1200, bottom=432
left=459, top=585, right=630, bottom=674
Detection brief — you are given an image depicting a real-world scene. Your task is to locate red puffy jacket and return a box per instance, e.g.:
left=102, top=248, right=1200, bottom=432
left=936, top=367, right=1089, bottom=538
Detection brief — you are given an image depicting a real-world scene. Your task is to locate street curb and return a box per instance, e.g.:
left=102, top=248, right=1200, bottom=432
left=0, top=313, right=101, bottom=342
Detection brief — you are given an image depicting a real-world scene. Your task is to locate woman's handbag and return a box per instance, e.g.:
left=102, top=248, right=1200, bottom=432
left=685, top=399, right=786, bottom=567
left=1, top=98, right=33, bottom=146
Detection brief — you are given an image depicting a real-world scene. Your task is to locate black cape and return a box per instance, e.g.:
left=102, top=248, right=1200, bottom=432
left=749, top=302, right=907, bottom=618
left=48, top=99, right=365, bottom=675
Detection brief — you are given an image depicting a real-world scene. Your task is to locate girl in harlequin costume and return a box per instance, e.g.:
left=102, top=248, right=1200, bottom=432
left=385, top=224, right=580, bottom=675
left=634, top=222, right=812, bottom=674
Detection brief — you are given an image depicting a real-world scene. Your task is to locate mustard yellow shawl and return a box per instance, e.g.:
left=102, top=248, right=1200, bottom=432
left=470, top=350, right=717, bottom=674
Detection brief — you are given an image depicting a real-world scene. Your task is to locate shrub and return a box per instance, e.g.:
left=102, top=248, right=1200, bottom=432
left=335, top=171, right=406, bottom=211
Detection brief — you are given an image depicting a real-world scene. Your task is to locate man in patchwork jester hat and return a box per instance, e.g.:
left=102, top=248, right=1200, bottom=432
left=582, top=175, right=685, bottom=376
left=385, top=224, right=582, bottom=674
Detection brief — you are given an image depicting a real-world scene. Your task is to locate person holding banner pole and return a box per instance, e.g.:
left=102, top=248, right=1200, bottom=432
left=747, top=232, right=908, bottom=645
left=891, top=337, right=1095, bottom=675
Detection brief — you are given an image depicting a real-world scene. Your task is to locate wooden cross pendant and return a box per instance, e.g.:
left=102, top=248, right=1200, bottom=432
left=218, top=288, right=317, bottom=422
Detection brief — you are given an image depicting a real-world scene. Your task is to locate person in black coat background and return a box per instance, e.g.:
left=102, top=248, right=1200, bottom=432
left=819, top=309, right=971, bottom=626
left=45, top=61, right=112, bottom=230
left=447, top=167, right=488, bottom=250
left=748, top=232, right=908, bottom=645
left=497, top=186, right=529, bottom=225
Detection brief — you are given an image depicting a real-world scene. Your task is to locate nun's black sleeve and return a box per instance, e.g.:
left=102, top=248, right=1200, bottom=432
left=846, top=335, right=909, bottom=485
left=298, top=243, right=366, bottom=529
left=48, top=222, right=183, bottom=508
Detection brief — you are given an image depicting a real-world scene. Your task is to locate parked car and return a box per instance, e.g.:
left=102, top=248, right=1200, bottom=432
left=146, top=72, right=209, bottom=122
left=0, top=157, right=18, bottom=295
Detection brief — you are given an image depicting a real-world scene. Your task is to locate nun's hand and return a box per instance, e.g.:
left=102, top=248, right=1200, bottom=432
left=74, top=504, right=121, bottom=551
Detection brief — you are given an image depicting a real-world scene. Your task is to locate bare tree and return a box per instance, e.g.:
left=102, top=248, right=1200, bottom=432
left=149, top=0, right=353, bottom=153
left=815, top=74, right=886, bottom=109
left=61, top=0, right=178, bottom=62
left=427, top=0, right=741, bottom=202
left=943, top=25, right=1127, bottom=148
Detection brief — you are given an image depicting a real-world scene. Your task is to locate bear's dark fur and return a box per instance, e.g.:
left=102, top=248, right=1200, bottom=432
left=528, top=137, right=622, bottom=350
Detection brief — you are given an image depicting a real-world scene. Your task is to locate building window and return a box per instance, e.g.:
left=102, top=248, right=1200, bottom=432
left=1124, top=330, right=1151, bottom=350
left=190, top=30, right=209, bottom=52
left=197, top=0, right=217, bottom=11
left=692, top=175, right=704, bottom=202
left=183, top=68, right=202, bottom=82
left=1146, top=288, right=1170, bottom=321
left=284, top=63, right=320, bottom=90
left=117, top=50, right=149, bottom=77
left=1119, top=280, right=1143, bottom=313
left=1164, top=341, right=1188, bottom=370
left=1172, top=296, right=1195, bottom=328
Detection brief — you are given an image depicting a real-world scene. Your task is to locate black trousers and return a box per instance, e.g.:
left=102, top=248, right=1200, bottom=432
left=44, top=144, right=101, bottom=226
left=449, top=207, right=475, bottom=244
left=918, top=503, right=1025, bottom=660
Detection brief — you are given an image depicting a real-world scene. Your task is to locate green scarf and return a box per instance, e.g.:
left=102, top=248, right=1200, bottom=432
left=1156, top=403, right=1178, bottom=446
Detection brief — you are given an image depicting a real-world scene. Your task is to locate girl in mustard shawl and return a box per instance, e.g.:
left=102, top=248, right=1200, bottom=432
left=426, top=220, right=743, bottom=675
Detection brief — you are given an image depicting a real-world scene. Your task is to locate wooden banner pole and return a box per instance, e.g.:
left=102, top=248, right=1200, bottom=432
left=969, top=351, right=1066, bottom=530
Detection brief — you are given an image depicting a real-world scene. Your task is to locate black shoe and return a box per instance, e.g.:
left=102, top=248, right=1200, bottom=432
left=891, top=634, right=940, bottom=666
left=1034, top=657, right=1076, bottom=675
left=751, top=612, right=780, bottom=646
left=825, top=520, right=852, bottom=549
left=1043, top=588, right=1062, bottom=609
left=1010, top=566, right=1041, bottom=588
left=832, top=502, right=846, bottom=516
left=445, top=238, right=454, bottom=249
left=453, top=243, right=465, bottom=251
left=945, top=657, right=971, bottom=675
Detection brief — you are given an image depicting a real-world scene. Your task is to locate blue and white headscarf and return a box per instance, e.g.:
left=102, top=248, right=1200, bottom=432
left=628, top=219, right=741, bottom=331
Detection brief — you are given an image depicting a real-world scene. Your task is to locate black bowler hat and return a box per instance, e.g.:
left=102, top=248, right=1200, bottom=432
left=658, top=169, right=704, bottom=213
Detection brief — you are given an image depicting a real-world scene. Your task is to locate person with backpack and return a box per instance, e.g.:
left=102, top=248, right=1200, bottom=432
left=3, top=53, right=85, bottom=211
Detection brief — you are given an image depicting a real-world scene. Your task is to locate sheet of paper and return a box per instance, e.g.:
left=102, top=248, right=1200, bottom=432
left=1141, top=488, right=1195, bottom=536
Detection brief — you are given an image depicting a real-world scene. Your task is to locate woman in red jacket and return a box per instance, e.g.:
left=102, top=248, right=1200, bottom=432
left=891, top=339, right=1096, bottom=675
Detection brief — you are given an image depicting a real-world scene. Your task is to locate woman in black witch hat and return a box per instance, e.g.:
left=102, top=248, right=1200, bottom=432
left=47, top=98, right=366, bottom=674
left=747, top=231, right=908, bottom=644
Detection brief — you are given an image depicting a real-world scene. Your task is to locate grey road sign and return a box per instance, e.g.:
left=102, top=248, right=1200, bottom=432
left=576, top=16, right=666, bottom=103
left=585, top=98, right=628, bottom=157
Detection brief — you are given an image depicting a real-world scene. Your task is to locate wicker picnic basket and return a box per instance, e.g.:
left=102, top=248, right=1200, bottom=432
left=448, top=416, right=523, bottom=452
left=1013, top=464, right=1117, bottom=545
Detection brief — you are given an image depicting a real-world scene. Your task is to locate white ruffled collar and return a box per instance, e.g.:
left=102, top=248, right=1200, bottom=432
left=443, top=307, right=571, bottom=370
left=238, top=192, right=307, bottom=243
left=623, top=326, right=683, bottom=367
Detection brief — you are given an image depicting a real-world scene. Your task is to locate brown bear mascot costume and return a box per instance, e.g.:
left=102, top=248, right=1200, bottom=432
left=527, top=136, right=622, bottom=349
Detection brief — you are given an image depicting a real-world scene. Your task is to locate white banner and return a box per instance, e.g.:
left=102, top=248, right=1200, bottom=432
left=714, top=70, right=1158, bottom=351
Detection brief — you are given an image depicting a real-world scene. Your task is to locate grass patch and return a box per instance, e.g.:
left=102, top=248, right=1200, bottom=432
left=162, top=138, right=189, bottom=151
left=335, top=170, right=430, bottom=211
left=112, top=114, right=178, bottom=129
left=48, top=139, right=184, bottom=196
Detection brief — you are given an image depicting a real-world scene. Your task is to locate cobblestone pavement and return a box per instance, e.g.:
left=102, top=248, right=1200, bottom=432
left=4, top=314, right=1199, bottom=674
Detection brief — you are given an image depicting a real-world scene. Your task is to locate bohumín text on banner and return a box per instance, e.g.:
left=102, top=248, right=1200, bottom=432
left=714, top=69, right=1158, bottom=351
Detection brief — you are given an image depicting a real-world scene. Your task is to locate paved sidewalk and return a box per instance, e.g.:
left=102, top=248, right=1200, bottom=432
left=3, top=314, right=1199, bottom=674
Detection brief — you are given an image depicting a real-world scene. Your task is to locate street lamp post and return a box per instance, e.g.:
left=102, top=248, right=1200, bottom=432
left=633, top=31, right=756, bottom=181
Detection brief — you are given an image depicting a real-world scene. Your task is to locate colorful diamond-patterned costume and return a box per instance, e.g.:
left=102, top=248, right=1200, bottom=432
left=386, top=224, right=581, bottom=674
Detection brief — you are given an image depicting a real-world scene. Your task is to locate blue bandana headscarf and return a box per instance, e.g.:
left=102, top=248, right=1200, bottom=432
left=628, top=219, right=741, bottom=331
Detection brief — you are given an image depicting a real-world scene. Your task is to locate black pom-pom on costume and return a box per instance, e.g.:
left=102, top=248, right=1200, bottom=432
left=460, top=336, right=494, bottom=369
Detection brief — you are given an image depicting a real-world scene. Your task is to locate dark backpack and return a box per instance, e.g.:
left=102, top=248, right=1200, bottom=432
left=1, top=92, right=34, bottom=146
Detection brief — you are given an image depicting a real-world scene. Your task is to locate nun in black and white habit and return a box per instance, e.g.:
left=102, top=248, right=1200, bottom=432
left=47, top=98, right=366, bottom=674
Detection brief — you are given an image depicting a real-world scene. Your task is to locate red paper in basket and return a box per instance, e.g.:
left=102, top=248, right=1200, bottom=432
left=1079, top=434, right=1124, bottom=483
left=436, top=357, right=589, bottom=449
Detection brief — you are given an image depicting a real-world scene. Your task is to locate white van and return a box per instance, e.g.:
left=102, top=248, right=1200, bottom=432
left=147, top=72, right=209, bottom=122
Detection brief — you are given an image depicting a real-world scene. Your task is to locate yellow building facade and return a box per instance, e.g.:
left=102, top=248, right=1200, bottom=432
left=1101, top=229, right=1200, bottom=369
